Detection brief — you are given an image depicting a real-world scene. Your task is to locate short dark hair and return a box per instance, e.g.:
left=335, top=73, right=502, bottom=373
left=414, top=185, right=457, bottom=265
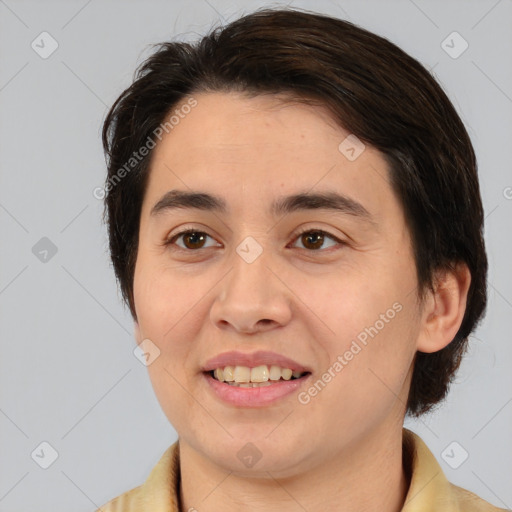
left=101, top=7, right=488, bottom=416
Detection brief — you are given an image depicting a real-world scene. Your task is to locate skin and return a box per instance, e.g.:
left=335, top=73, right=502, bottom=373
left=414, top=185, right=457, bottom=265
left=133, top=92, right=471, bottom=512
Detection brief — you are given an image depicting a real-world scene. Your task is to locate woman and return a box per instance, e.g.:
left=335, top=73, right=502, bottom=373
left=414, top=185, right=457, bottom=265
left=97, top=7, right=506, bottom=511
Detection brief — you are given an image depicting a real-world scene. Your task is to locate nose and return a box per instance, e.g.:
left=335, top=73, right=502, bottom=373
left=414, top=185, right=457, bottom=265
left=210, top=247, right=293, bottom=334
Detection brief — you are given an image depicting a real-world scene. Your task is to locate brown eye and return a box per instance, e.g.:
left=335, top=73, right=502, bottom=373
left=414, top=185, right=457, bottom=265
left=301, top=231, right=324, bottom=250
left=182, top=232, right=207, bottom=249
left=167, top=230, right=218, bottom=250
left=292, top=229, right=342, bottom=251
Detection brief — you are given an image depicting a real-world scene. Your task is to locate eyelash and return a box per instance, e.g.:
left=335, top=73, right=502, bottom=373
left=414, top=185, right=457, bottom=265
left=164, top=227, right=345, bottom=253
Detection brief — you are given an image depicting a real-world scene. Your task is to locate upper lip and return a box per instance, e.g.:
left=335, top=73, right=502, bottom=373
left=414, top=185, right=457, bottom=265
left=201, top=350, right=311, bottom=373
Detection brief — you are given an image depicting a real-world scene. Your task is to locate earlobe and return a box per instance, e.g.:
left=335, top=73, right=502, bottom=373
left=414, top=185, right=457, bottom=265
left=416, top=262, right=472, bottom=353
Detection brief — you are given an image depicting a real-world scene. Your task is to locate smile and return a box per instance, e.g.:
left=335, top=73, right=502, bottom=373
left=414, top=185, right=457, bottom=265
left=210, top=364, right=309, bottom=387
left=203, top=368, right=312, bottom=407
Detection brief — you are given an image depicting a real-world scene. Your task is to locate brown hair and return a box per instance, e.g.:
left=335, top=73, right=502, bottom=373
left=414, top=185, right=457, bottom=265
left=101, top=7, right=488, bottom=416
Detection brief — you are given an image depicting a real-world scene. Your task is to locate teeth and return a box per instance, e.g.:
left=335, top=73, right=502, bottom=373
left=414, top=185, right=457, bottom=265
left=223, top=366, right=234, bottom=381
left=234, top=366, right=251, bottom=383
left=251, top=365, right=269, bottom=382
left=269, top=365, right=282, bottom=381
left=227, top=381, right=273, bottom=387
left=210, top=364, right=306, bottom=383
left=281, top=368, right=292, bottom=380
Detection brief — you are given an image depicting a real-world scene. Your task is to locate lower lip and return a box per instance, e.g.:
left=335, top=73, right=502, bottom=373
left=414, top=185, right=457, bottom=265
left=203, top=372, right=311, bottom=407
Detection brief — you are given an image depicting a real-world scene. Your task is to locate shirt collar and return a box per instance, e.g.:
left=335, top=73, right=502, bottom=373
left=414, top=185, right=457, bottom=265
left=401, top=428, right=459, bottom=511
left=135, top=428, right=460, bottom=512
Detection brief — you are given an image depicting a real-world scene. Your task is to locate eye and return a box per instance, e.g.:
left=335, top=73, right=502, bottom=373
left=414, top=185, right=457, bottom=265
left=164, top=227, right=345, bottom=252
left=290, top=228, right=344, bottom=251
left=165, top=229, right=219, bottom=250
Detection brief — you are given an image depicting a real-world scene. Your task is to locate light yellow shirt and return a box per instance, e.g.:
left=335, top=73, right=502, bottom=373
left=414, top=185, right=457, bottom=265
left=97, top=428, right=509, bottom=511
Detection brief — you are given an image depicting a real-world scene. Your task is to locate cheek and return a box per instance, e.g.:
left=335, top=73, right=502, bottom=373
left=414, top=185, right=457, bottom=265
left=290, top=262, right=410, bottom=345
left=132, top=259, right=204, bottom=403
left=134, top=260, right=207, bottom=426
left=332, top=302, right=417, bottom=403
left=297, top=268, right=418, bottom=413
left=134, top=255, right=203, bottom=337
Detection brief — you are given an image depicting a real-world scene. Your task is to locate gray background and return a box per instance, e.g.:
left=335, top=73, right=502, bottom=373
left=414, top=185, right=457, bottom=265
left=1, top=0, right=511, bottom=510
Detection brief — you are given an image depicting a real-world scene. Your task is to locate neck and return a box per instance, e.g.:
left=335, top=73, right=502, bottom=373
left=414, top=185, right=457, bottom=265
left=178, top=423, right=411, bottom=512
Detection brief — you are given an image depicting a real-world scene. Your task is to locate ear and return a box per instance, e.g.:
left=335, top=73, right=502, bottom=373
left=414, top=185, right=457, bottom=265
left=416, top=262, right=472, bottom=353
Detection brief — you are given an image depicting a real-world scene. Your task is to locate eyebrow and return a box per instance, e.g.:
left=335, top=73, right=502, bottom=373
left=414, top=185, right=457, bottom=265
left=150, top=189, right=376, bottom=225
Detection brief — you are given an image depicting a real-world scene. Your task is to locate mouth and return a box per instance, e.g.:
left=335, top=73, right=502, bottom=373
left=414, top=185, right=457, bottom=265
left=205, top=364, right=312, bottom=388
left=200, top=351, right=312, bottom=406
left=203, top=366, right=312, bottom=407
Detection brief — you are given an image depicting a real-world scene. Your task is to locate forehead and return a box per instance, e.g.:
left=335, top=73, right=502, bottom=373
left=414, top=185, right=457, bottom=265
left=142, top=91, right=401, bottom=226
left=157, top=91, right=347, bottom=157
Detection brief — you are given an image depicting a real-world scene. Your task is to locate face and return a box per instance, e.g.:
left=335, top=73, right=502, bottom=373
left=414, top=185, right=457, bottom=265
left=133, top=91, right=423, bottom=477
